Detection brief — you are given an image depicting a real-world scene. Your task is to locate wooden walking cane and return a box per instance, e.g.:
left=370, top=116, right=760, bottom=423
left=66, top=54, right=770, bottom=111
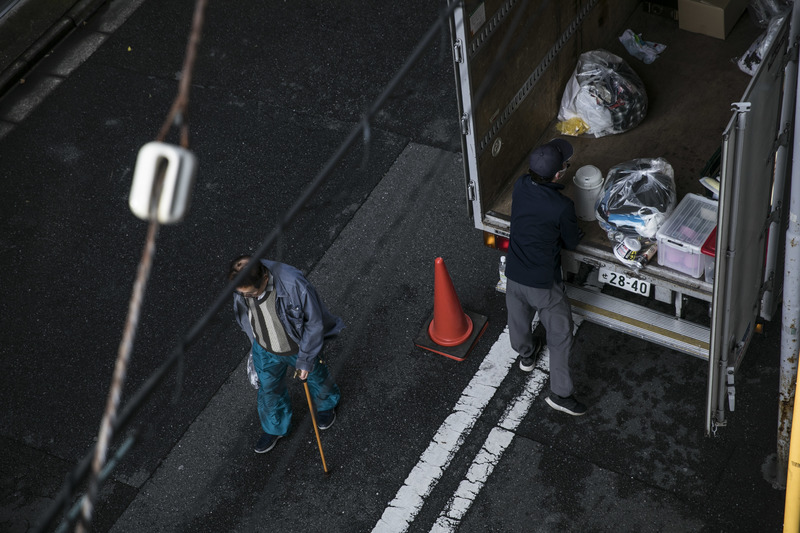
left=297, top=372, right=330, bottom=474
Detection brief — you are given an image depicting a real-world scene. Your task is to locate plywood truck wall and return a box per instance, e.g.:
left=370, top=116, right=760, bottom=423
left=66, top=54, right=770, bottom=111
left=459, top=0, right=639, bottom=219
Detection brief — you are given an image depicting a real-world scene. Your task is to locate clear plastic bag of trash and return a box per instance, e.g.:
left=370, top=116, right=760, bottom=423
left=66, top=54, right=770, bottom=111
left=595, top=158, right=677, bottom=240
left=247, top=352, right=260, bottom=389
left=737, top=14, right=786, bottom=75
left=748, top=0, right=791, bottom=27
left=619, top=29, right=666, bottom=64
left=557, top=49, right=648, bottom=138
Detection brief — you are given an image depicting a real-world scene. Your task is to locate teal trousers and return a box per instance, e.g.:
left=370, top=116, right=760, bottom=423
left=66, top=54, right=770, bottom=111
left=251, top=342, right=340, bottom=436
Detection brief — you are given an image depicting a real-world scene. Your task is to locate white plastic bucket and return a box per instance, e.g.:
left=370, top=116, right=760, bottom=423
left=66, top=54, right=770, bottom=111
left=572, top=165, right=603, bottom=221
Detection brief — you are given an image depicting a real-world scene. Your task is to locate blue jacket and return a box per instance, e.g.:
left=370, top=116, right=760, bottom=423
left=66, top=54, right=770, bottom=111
left=233, top=259, right=344, bottom=376
left=506, top=175, right=581, bottom=288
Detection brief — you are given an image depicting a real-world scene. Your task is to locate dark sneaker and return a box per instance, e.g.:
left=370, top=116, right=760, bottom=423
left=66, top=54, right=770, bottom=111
left=316, top=408, right=336, bottom=430
left=519, top=337, right=543, bottom=372
left=519, top=356, right=536, bottom=372
left=254, top=433, right=283, bottom=453
left=545, top=394, right=587, bottom=416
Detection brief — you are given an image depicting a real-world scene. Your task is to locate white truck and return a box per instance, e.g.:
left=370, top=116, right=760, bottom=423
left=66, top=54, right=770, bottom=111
left=449, top=0, right=796, bottom=435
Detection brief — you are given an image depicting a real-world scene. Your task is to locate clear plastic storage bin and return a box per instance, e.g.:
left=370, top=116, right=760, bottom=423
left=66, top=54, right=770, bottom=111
left=656, top=193, right=718, bottom=278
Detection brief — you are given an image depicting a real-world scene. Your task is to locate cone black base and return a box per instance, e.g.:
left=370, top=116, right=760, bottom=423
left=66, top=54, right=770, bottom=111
left=414, top=308, right=488, bottom=361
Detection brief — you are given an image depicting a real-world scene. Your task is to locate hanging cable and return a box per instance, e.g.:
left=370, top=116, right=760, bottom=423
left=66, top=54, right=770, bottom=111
left=37, top=3, right=476, bottom=531
left=75, top=1, right=208, bottom=531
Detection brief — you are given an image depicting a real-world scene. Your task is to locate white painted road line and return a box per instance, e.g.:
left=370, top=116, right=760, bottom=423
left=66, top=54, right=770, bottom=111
left=430, top=351, right=550, bottom=532
left=372, top=327, right=519, bottom=533
left=373, top=314, right=582, bottom=533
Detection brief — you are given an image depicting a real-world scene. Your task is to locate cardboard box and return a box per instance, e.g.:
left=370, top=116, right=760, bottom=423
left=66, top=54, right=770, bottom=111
left=678, top=0, right=748, bottom=39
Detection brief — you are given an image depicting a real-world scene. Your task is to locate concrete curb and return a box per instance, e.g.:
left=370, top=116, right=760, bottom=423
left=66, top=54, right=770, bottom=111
left=0, top=0, right=108, bottom=96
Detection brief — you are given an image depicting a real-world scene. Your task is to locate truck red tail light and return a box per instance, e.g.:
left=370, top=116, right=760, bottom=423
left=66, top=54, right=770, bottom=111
left=483, top=231, right=509, bottom=251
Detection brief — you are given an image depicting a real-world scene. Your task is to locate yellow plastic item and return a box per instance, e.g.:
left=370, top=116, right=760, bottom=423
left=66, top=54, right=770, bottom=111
left=556, top=117, right=589, bottom=136
left=784, top=348, right=800, bottom=531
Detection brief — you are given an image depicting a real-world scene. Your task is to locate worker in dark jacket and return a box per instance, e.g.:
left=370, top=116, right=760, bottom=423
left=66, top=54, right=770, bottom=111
left=230, top=255, right=343, bottom=453
left=505, top=139, right=586, bottom=416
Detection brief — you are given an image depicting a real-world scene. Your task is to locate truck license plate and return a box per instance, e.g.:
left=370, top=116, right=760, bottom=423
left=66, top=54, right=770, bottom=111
left=598, top=267, right=651, bottom=297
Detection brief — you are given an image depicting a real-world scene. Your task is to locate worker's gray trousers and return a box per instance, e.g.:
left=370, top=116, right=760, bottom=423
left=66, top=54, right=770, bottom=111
left=506, top=278, right=575, bottom=397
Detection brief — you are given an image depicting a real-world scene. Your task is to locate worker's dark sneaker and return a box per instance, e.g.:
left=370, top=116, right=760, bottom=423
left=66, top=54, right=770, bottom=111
left=545, top=393, right=587, bottom=416
left=519, top=338, right=543, bottom=372
left=317, top=408, right=336, bottom=430
left=254, top=433, right=283, bottom=453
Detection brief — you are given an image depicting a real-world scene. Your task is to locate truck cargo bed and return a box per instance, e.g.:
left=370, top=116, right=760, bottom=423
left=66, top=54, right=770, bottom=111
left=453, top=0, right=793, bottom=432
left=487, top=7, right=762, bottom=271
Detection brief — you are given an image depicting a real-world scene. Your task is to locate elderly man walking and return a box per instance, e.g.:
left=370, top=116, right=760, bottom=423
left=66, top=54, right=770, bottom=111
left=229, top=255, right=343, bottom=453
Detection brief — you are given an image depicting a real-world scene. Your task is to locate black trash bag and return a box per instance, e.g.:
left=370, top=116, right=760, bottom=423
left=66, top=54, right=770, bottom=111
left=595, top=158, right=677, bottom=240
left=557, top=49, right=648, bottom=138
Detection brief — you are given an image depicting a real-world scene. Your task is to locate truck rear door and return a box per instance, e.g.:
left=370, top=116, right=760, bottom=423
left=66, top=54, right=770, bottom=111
left=707, top=16, right=790, bottom=434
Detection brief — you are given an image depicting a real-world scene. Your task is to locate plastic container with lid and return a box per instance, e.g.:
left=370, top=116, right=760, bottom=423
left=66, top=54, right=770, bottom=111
left=572, top=165, right=604, bottom=221
left=655, top=193, right=718, bottom=278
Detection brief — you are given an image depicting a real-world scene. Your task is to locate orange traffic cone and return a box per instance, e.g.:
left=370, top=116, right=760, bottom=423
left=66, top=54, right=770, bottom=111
left=429, top=257, right=473, bottom=346
left=414, top=257, right=488, bottom=361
